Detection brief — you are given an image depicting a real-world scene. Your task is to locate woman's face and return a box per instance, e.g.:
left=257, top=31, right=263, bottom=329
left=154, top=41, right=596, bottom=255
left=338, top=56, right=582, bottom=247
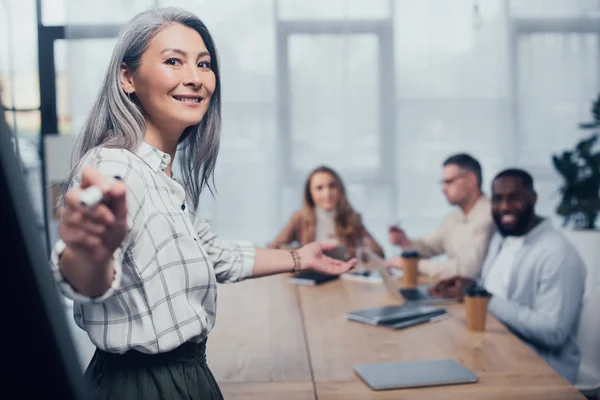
left=309, top=172, right=341, bottom=211
left=121, top=23, right=216, bottom=139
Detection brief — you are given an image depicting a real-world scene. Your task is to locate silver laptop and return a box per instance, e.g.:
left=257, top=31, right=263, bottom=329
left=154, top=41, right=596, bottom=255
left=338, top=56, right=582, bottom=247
left=363, top=249, right=456, bottom=306
left=354, top=358, right=478, bottom=390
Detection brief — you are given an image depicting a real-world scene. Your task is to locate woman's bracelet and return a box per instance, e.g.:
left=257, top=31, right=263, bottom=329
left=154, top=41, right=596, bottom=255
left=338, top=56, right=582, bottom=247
left=290, top=250, right=301, bottom=273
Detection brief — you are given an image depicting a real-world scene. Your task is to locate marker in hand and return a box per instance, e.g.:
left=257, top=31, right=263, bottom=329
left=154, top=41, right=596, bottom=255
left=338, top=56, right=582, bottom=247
left=79, top=176, right=121, bottom=208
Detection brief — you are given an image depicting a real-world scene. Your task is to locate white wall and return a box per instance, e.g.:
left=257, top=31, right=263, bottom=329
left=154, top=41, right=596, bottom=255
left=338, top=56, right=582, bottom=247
left=3, top=0, right=598, bottom=253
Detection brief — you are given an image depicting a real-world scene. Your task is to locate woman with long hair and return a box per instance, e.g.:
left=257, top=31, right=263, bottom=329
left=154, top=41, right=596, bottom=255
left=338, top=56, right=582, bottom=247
left=269, top=165, right=385, bottom=259
left=50, top=8, right=355, bottom=399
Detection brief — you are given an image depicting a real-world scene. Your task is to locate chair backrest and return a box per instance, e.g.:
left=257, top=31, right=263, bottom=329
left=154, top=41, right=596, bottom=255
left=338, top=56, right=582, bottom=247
left=564, top=230, right=600, bottom=391
left=575, top=287, right=600, bottom=391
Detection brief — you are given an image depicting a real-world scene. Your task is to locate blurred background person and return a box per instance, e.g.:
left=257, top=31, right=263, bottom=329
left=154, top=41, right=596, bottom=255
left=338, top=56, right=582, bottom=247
left=269, top=165, right=384, bottom=259
left=386, top=153, right=494, bottom=279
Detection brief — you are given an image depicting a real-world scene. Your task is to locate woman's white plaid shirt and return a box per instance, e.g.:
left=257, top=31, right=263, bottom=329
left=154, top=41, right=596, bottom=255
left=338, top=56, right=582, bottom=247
left=50, top=142, right=255, bottom=354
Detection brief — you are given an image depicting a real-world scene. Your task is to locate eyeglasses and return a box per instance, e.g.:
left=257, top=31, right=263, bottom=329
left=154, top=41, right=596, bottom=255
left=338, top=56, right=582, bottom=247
left=440, top=173, right=466, bottom=186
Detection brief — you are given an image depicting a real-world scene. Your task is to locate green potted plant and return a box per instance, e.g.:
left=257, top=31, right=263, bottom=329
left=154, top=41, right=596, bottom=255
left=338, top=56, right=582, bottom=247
left=552, top=93, right=600, bottom=230
left=552, top=93, right=600, bottom=303
left=553, top=94, right=600, bottom=396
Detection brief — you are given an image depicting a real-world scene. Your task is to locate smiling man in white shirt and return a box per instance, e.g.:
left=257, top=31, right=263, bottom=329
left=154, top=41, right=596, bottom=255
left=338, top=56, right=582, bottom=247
left=430, top=168, right=586, bottom=383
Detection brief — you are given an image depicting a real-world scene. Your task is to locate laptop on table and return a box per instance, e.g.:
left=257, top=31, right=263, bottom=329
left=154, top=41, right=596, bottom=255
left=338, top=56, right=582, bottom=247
left=347, top=250, right=477, bottom=391
left=344, top=250, right=453, bottom=329
left=354, top=358, right=478, bottom=391
left=366, top=250, right=457, bottom=307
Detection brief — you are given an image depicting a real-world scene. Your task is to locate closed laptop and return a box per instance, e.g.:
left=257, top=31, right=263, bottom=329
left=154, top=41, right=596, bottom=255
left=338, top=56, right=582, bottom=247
left=354, top=358, right=478, bottom=391
left=345, top=305, right=443, bottom=325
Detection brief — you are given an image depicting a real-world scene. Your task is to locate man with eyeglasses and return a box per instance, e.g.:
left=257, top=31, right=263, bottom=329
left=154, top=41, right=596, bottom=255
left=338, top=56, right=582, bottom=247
left=386, top=153, right=494, bottom=279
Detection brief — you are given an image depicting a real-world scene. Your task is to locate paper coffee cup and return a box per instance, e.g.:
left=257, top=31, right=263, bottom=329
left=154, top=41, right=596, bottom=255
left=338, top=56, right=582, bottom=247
left=400, top=250, right=420, bottom=287
left=464, top=285, right=491, bottom=332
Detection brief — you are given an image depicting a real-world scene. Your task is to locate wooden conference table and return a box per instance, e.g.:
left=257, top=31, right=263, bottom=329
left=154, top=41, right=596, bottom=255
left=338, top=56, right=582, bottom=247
left=206, top=274, right=584, bottom=400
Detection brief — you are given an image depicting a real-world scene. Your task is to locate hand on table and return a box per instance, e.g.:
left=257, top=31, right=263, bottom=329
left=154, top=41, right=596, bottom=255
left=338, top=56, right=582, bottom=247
left=428, top=276, right=476, bottom=302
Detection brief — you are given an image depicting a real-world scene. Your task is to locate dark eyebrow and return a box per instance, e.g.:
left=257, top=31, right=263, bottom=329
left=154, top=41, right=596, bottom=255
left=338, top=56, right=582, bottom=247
left=161, top=48, right=211, bottom=59
left=161, top=48, right=187, bottom=57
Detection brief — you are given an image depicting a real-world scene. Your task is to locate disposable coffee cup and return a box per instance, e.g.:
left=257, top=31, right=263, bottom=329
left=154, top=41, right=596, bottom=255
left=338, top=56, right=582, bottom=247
left=464, top=284, right=491, bottom=332
left=400, top=250, right=420, bottom=287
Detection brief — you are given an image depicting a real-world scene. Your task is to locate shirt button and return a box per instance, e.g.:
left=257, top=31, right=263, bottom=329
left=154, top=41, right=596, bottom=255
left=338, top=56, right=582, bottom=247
left=181, top=203, right=186, bottom=211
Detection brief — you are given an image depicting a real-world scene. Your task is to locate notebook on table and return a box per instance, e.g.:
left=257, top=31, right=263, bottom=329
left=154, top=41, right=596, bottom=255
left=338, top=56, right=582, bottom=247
left=341, top=266, right=403, bottom=284
left=354, top=359, right=478, bottom=391
left=344, top=305, right=449, bottom=330
left=288, top=271, right=339, bottom=286
left=343, top=249, right=453, bottom=329
left=341, top=269, right=383, bottom=283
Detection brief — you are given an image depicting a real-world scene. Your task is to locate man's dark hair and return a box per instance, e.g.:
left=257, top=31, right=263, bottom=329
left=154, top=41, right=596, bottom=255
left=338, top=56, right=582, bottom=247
left=493, top=168, right=535, bottom=191
left=443, top=153, right=482, bottom=189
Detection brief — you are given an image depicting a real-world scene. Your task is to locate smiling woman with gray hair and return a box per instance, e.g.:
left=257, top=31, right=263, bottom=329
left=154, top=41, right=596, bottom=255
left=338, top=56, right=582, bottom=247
left=49, top=7, right=356, bottom=400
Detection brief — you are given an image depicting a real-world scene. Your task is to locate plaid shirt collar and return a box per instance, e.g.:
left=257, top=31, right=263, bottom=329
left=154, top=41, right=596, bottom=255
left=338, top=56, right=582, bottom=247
left=134, top=141, right=171, bottom=174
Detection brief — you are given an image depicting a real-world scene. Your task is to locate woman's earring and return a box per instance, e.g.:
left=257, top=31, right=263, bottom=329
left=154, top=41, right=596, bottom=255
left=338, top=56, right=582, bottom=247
left=127, top=91, right=133, bottom=102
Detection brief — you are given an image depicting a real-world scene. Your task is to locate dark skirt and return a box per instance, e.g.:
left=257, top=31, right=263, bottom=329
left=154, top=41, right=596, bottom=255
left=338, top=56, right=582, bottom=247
left=84, top=339, right=223, bottom=400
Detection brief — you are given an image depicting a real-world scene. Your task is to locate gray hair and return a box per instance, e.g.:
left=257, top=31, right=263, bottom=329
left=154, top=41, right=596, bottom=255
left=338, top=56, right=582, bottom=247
left=64, top=7, right=221, bottom=209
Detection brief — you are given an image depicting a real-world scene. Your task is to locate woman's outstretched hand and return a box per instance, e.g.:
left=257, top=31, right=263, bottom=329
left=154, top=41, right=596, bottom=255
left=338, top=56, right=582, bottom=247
left=297, top=242, right=357, bottom=275
left=60, top=167, right=128, bottom=266
left=57, top=167, right=128, bottom=297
